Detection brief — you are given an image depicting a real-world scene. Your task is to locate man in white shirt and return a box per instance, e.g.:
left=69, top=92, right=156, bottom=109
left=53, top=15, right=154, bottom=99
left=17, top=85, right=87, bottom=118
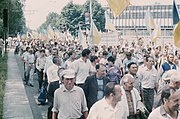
left=149, top=87, right=180, bottom=119
left=24, top=48, right=35, bottom=87
left=70, top=48, right=93, bottom=87
left=138, top=55, right=158, bottom=112
left=52, top=69, right=88, bottom=119
left=47, top=56, right=61, bottom=83
left=88, top=82, right=125, bottom=119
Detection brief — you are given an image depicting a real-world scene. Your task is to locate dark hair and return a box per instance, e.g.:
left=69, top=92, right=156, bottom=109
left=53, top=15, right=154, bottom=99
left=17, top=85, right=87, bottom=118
left=104, top=82, right=119, bottom=97
left=90, top=55, right=98, bottom=62
left=126, top=52, right=132, bottom=57
left=52, top=56, right=60, bottom=64
left=127, top=62, right=137, bottom=69
left=145, top=55, right=154, bottom=62
left=102, top=51, right=108, bottom=56
left=82, top=48, right=91, bottom=57
left=107, top=56, right=115, bottom=64
left=95, top=63, right=105, bottom=70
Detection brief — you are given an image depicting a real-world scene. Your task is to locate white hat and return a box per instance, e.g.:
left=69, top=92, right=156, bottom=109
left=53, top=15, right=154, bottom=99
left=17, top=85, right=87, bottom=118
left=61, top=69, right=76, bottom=79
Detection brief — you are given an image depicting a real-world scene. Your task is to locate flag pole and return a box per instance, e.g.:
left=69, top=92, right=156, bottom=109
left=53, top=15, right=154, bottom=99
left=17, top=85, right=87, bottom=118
left=90, top=0, right=93, bottom=47
left=129, top=5, right=139, bottom=41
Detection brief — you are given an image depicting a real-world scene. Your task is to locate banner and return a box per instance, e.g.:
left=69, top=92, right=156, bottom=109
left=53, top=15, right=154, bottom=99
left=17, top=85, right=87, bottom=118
left=99, top=31, right=119, bottom=47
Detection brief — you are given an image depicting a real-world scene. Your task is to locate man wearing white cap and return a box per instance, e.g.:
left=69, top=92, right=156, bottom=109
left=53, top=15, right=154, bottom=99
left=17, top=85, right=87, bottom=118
left=52, top=69, right=88, bottom=119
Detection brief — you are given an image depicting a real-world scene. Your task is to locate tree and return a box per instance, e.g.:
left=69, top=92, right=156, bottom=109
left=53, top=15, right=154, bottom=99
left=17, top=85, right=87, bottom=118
left=0, top=0, right=25, bottom=36
left=84, top=0, right=105, bottom=32
left=38, top=0, right=105, bottom=37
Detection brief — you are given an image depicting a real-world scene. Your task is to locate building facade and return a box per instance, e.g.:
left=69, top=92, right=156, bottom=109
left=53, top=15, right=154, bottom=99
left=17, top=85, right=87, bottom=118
left=105, top=4, right=180, bottom=38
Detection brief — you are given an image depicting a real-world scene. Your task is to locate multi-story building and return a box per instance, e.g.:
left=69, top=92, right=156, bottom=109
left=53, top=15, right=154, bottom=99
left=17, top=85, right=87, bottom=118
left=105, top=3, right=180, bottom=38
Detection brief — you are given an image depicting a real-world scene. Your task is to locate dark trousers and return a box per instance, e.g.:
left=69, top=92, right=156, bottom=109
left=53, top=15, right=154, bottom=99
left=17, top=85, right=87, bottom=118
left=37, top=69, right=44, bottom=90
left=143, top=88, right=154, bottom=113
left=127, top=115, right=137, bottom=119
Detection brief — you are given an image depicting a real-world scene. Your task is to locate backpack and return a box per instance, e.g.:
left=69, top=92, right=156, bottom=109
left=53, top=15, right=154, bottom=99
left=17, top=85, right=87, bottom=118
left=38, top=86, right=47, bottom=105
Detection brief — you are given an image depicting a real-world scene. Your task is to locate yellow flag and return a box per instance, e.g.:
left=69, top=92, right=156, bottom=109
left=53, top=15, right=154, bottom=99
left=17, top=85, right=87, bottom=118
left=151, top=25, right=161, bottom=43
left=106, top=0, right=130, bottom=17
left=105, top=12, right=116, bottom=31
left=47, top=25, right=54, bottom=39
left=92, top=21, right=101, bottom=45
left=145, top=7, right=156, bottom=30
left=174, top=21, right=180, bottom=48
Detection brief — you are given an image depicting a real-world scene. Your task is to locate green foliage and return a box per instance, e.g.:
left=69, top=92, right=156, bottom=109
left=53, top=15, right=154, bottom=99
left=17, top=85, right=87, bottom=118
left=0, top=0, right=25, bottom=36
left=84, top=0, right=105, bottom=32
left=39, top=0, right=105, bottom=37
left=0, top=53, right=7, bottom=118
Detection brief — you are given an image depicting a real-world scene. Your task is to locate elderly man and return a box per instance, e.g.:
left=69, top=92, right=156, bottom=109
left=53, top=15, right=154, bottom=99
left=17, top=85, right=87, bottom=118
left=153, top=70, right=180, bottom=109
left=149, top=87, right=180, bottom=119
left=119, top=74, right=142, bottom=119
left=52, top=69, right=88, bottom=119
left=87, top=82, right=125, bottom=119
left=83, top=63, right=110, bottom=110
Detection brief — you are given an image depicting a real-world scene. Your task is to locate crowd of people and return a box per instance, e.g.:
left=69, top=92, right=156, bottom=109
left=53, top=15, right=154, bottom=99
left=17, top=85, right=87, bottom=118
left=12, top=37, right=180, bottom=119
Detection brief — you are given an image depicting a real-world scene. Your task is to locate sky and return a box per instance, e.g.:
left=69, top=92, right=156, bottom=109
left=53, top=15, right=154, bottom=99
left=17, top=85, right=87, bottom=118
left=24, top=0, right=180, bottom=30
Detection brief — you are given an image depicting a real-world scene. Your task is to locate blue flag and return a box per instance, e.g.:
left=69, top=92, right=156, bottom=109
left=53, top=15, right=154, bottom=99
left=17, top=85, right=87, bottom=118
left=173, top=0, right=180, bottom=25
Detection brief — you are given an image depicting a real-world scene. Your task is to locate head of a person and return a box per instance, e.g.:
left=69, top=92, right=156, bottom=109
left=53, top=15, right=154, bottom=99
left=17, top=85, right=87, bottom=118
left=82, top=48, right=91, bottom=59
left=104, top=82, right=122, bottom=104
left=40, top=49, right=45, bottom=57
left=161, top=87, right=180, bottom=112
left=90, top=55, right=98, bottom=63
left=57, top=67, right=65, bottom=81
left=107, top=56, right=115, bottom=66
left=61, top=69, right=76, bottom=91
left=127, top=62, right=138, bottom=75
left=174, top=56, right=179, bottom=65
left=102, top=50, right=108, bottom=58
left=68, top=51, right=76, bottom=59
left=51, top=48, right=58, bottom=56
left=96, top=63, right=107, bottom=78
left=167, top=53, right=174, bottom=64
left=29, top=48, right=33, bottom=54
left=52, top=56, right=61, bottom=66
left=169, top=71, right=180, bottom=89
left=145, top=55, right=154, bottom=68
left=126, top=52, right=132, bottom=60
left=121, top=74, right=135, bottom=91
left=98, top=51, right=103, bottom=58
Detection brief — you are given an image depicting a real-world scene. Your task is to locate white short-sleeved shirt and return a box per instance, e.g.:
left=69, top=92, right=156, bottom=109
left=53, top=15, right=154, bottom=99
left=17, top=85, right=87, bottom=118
left=88, top=98, right=127, bottom=119
left=52, top=85, right=88, bottom=119
left=71, top=58, right=93, bottom=84
left=47, top=64, right=59, bottom=83
left=148, top=105, right=180, bottom=119
left=138, top=66, right=158, bottom=89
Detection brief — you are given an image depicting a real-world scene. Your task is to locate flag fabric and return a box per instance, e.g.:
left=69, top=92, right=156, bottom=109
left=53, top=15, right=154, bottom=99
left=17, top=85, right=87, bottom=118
left=78, top=26, right=83, bottom=45
left=91, top=21, right=101, bottom=45
left=174, top=21, right=180, bottom=48
left=151, top=25, right=161, bottom=43
left=47, top=25, right=54, bottom=39
left=32, top=30, right=39, bottom=39
left=105, top=12, right=116, bottom=31
left=144, top=7, right=156, bottom=30
left=106, top=0, right=130, bottom=17
left=173, top=0, right=180, bottom=25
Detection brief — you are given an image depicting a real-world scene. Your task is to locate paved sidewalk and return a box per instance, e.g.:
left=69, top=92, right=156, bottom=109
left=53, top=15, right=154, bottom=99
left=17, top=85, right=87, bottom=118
left=3, top=49, right=34, bottom=119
